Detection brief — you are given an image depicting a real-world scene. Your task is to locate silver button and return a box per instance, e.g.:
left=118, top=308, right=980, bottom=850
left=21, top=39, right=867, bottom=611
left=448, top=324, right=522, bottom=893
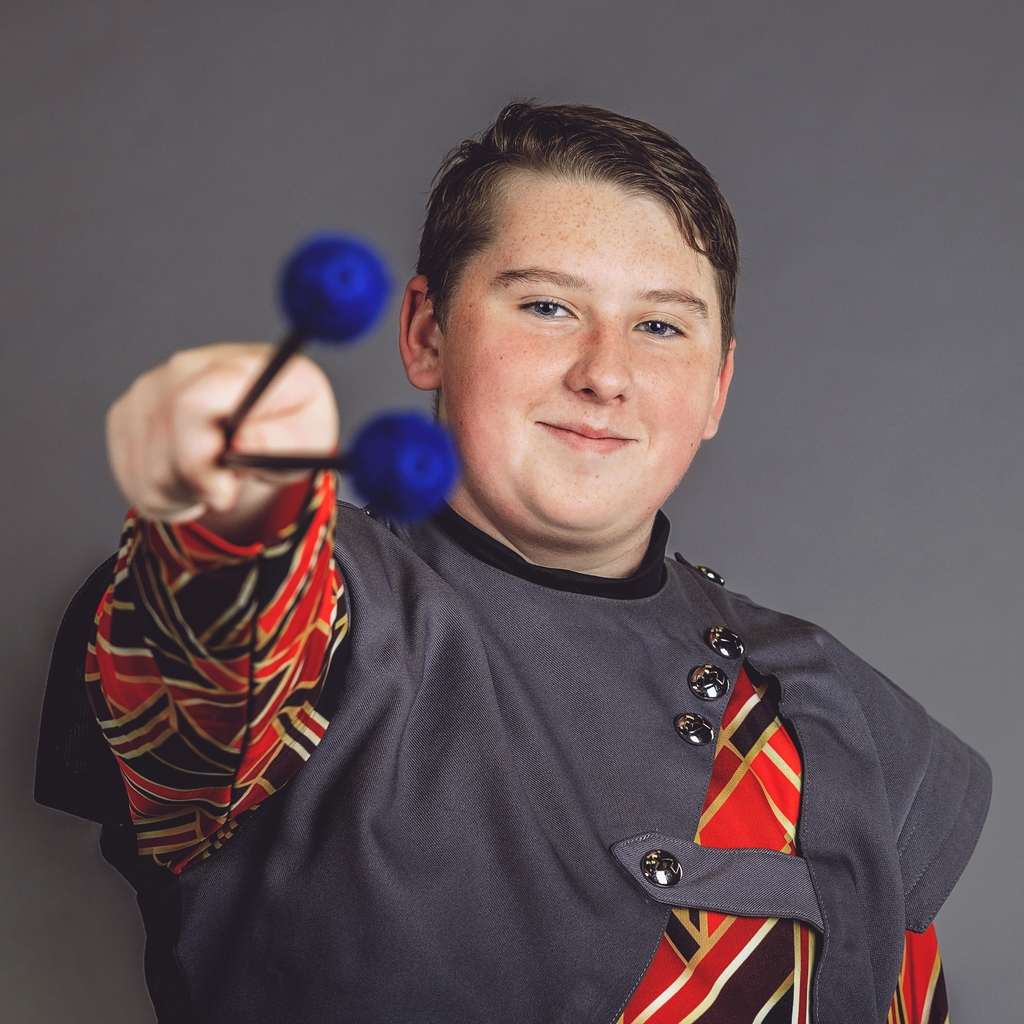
left=641, top=849, right=682, bottom=887
left=695, top=564, right=725, bottom=586
left=689, top=664, right=730, bottom=700
left=705, top=626, right=744, bottom=659
left=675, top=712, right=715, bottom=745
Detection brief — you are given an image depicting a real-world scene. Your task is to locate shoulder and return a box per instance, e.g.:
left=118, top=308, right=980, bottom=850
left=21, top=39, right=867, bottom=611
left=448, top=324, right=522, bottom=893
left=331, top=502, right=481, bottom=655
left=671, top=552, right=943, bottom=744
left=670, top=554, right=992, bottom=930
left=332, top=501, right=454, bottom=596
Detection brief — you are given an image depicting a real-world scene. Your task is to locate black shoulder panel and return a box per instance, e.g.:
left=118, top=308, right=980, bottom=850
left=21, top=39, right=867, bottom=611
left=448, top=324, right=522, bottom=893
left=34, top=554, right=131, bottom=826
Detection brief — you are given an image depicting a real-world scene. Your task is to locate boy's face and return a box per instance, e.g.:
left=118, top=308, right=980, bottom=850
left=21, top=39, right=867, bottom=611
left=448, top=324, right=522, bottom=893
left=401, top=173, right=734, bottom=566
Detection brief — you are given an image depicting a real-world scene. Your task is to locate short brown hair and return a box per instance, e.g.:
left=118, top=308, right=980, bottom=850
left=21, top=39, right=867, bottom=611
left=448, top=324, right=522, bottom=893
left=417, top=100, right=739, bottom=358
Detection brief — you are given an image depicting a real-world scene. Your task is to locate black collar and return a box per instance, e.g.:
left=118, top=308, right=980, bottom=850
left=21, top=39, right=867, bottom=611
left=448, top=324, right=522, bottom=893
left=433, top=505, right=669, bottom=599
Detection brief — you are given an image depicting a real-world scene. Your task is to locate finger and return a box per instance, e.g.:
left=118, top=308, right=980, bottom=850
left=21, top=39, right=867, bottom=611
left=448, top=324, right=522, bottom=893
left=227, top=358, right=340, bottom=456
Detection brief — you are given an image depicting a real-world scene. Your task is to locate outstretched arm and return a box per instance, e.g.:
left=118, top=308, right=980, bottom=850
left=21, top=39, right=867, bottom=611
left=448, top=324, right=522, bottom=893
left=85, top=344, right=346, bottom=872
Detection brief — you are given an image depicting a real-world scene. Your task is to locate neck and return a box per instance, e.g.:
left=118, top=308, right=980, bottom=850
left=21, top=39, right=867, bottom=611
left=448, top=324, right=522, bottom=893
left=447, top=490, right=656, bottom=578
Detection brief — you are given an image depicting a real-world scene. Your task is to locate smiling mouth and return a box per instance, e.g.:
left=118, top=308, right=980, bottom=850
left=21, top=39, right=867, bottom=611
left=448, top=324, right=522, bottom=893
left=539, top=422, right=634, bottom=453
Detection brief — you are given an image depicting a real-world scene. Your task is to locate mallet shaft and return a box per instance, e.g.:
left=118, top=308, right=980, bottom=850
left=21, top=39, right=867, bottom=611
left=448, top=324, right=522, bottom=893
left=220, top=329, right=305, bottom=447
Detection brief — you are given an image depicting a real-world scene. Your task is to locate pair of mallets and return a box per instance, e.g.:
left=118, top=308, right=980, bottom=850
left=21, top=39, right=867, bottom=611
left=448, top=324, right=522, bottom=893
left=219, top=235, right=458, bottom=521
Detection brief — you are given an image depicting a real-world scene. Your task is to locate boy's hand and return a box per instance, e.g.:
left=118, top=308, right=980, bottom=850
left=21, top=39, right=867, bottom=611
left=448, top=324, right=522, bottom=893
left=106, top=343, right=339, bottom=541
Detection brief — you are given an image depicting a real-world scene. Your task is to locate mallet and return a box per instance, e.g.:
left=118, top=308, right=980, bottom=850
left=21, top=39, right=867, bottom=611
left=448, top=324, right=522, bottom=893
left=219, top=234, right=458, bottom=521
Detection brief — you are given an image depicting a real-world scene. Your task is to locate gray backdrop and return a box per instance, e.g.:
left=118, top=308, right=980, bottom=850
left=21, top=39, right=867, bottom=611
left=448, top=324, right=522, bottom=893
left=2, top=1, right=1021, bottom=1020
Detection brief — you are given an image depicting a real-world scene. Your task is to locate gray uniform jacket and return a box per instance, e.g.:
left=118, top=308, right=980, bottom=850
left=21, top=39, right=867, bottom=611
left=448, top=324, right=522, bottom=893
left=35, top=504, right=991, bottom=1024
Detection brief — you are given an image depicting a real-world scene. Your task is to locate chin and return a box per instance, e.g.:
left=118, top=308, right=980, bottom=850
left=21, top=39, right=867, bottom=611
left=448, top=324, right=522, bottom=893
left=529, top=492, right=635, bottom=538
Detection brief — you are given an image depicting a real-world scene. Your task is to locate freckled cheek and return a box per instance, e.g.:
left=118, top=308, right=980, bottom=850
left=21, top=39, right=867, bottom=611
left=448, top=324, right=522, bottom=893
left=641, top=388, right=711, bottom=464
left=468, top=349, right=547, bottom=414
left=443, top=363, right=516, bottom=453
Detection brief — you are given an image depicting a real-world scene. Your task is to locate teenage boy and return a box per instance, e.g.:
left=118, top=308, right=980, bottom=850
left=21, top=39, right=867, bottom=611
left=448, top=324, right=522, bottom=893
left=36, top=102, right=989, bottom=1024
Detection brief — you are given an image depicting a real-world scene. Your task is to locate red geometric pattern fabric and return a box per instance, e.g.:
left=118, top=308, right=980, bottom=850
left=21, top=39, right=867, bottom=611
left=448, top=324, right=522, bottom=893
left=619, top=666, right=812, bottom=1023
left=889, top=925, right=949, bottom=1024
left=85, top=472, right=346, bottom=873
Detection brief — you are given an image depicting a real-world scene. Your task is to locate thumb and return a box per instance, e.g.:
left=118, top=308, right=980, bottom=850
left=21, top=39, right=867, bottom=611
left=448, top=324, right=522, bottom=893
left=200, top=467, right=242, bottom=514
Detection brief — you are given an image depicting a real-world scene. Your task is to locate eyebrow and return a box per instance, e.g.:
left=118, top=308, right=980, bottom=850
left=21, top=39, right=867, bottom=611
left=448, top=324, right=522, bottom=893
left=493, top=267, right=592, bottom=291
left=492, top=267, right=709, bottom=321
left=639, top=289, right=710, bottom=321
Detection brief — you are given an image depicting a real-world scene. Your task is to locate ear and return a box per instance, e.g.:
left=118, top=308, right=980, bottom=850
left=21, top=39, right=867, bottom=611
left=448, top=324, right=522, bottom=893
left=399, top=275, right=443, bottom=391
left=701, top=338, right=736, bottom=441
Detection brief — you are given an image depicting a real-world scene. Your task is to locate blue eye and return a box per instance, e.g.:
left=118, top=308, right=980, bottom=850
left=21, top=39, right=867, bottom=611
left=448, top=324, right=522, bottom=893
left=523, top=300, right=570, bottom=318
left=637, top=320, right=680, bottom=337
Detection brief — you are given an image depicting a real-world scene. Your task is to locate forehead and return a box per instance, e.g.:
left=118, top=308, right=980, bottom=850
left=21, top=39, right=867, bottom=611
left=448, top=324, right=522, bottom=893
left=481, top=172, right=717, bottom=297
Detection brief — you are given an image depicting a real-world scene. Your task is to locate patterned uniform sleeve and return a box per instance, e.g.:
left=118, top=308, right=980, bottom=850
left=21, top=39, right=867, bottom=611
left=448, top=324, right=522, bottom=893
left=84, top=471, right=347, bottom=874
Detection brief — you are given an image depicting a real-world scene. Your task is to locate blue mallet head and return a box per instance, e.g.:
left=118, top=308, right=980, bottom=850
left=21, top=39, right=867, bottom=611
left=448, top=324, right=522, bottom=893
left=348, top=412, right=459, bottom=521
left=280, top=233, right=390, bottom=342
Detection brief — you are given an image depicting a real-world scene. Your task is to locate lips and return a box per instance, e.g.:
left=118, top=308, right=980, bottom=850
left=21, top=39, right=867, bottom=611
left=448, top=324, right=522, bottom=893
left=552, top=422, right=630, bottom=440
left=539, top=421, right=634, bottom=452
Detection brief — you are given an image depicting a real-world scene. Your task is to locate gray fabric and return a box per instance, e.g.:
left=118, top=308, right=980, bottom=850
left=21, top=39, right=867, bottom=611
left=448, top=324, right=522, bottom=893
left=692, top=581, right=993, bottom=1022
left=55, top=504, right=988, bottom=1024
left=898, top=716, right=992, bottom=932
left=611, top=832, right=825, bottom=930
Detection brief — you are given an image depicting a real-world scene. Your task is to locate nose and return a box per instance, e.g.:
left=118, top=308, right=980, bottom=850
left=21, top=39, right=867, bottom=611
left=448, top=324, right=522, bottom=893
left=564, top=323, right=634, bottom=402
